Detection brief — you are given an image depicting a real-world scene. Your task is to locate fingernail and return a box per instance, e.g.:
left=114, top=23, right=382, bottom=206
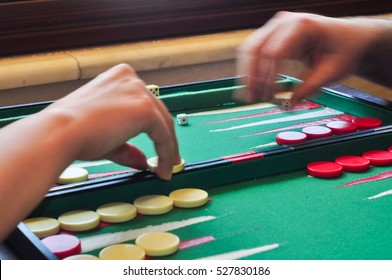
left=162, top=172, right=172, bottom=181
left=157, top=166, right=172, bottom=181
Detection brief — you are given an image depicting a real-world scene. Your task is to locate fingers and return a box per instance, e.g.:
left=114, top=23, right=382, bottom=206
left=127, top=82, right=179, bottom=180
left=100, top=92, right=178, bottom=180
left=145, top=106, right=178, bottom=180
left=97, top=63, right=137, bottom=82
left=259, top=56, right=278, bottom=102
left=291, top=58, right=348, bottom=105
left=109, top=66, right=180, bottom=180
left=105, top=88, right=179, bottom=181
left=236, top=11, right=326, bottom=103
left=105, top=143, right=147, bottom=171
left=149, top=96, right=181, bottom=164
left=76, top=64, right=180, bottom=181
left=124, top=84, right=179, bottom=180
left=237, top=13, right=285, bottom=102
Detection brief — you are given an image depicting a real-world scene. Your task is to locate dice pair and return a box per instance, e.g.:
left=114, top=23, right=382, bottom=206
left=146, top=84, right=188, bottom=125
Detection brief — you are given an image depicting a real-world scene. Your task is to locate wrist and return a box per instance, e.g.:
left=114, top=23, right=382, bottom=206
left=34, top=107, right=83, bottom=166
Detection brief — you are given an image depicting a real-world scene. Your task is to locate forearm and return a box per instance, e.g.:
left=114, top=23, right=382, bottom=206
left=355, top=18, right=392, bottom=87
left=0, top=109, right=80, bottom=241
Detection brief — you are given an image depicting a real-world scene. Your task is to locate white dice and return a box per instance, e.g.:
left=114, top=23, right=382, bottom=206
left=176, top=113, right=188, bottom=125
left=146, top=84, right=159, bottom=97
left=281, top=99, right=292, bottom=111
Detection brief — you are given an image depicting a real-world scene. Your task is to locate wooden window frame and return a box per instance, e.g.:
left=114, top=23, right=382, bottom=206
left=0, top=0, right=391, bottom=57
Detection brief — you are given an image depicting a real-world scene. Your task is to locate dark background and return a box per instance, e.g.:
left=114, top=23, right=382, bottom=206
left=0, top=0, right=392, bottom=57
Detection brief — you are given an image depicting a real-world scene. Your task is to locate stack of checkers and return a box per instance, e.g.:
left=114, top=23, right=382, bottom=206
left=306, top=147, right=392, bottom=178
left=23, top=188, right=209, bottom=260
left=275, top=117, right=383, bottom=145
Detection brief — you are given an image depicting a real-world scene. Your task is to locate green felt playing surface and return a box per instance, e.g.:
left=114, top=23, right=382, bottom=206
left=72, top=165, right=392, bottom=260
left=81, top=102, right=344, bottom=175
left=3, top=76, right=392, bottom=260
left=60, top=77, right=391, bottom=178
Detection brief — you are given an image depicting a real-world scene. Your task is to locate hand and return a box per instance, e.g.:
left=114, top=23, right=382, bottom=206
left=0, top=64, right=181, bottom=240
left=44, top=64, right=180, bottom=180
left=236, top=11, right=387, bottom=105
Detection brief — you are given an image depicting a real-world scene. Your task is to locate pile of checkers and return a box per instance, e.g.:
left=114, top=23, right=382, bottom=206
left=306, top=147, right=392, bottom=178
left=275, top=117, right=383, bottom=145
left=23, top=188, right=209, bottom=260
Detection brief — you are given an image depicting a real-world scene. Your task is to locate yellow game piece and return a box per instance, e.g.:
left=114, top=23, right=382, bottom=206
left=63, top=254, right=99, bottom=260
left=57, top=167, right=89, bottom=184
left=134, top=195, right=173, bottom=215
left=99, top=244, right=145, bottom=260
left=96, top=202, right=137, bottom=223
left=135, top=232, right=180, bottom=257
left=273, top=91, right=294, bottom=100
left=23, top=217, right=60, bottom=239
left=271, top=91, right=294, bottom=110
left=173, top=158, right=186, bottom=173
left=147, top=156, right=185, bottom=174
left=58, top=210, right=100, bottom=232
left=169, top=188, right=209, bottom=208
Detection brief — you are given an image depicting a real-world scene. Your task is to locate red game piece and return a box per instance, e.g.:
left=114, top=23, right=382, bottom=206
left=362, top=150, right=392, bottom=166
left=335, top=155, right=370, bottom=172
left=276, top=131, right=308, bottom=145
left=41, top=234, right=81, bottom=259
left=301, top=126, right=333, bottom=139
left=389, top=146, right=392, bottom=153
left=352, top=117, right=382, bottom=130
left=326, top=120, right=357, bottom=134
left=307, top=161, right=343, bottom=178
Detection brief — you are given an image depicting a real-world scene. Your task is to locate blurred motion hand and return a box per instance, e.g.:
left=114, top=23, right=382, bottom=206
left=237, top=11, right=388, bottom=105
